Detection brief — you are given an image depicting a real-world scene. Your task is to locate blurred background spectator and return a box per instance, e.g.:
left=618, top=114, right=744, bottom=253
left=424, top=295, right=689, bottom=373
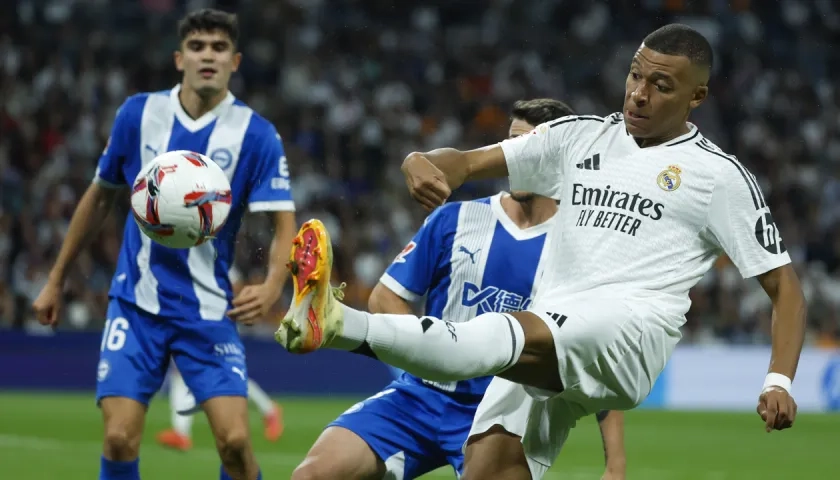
left=1, top=0, right=838, bottom=348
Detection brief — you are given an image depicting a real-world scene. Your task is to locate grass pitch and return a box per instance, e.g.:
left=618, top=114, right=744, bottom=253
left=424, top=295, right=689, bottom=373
left=0, top=392, right=837, bottom=479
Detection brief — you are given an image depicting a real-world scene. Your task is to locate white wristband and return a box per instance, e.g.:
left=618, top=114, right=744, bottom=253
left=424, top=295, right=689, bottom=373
left=762, top=372, right=792, bottom=394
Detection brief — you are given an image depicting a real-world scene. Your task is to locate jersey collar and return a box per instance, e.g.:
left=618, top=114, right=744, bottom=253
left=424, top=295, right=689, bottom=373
left=491, top=193, right=558, bottom=240
left=170, top=84, right=236, bottom=133
left=623, top=121, right=702, bottom=149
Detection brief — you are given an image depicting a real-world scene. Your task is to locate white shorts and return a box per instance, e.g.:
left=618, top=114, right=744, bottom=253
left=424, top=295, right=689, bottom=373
left=468, top=297, right=680, bottom=473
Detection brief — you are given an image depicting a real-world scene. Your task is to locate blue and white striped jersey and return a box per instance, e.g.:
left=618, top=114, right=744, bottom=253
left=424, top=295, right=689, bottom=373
left=380, top=193, right=557, bottom=397
left=94, top=85, right=295, bottom=321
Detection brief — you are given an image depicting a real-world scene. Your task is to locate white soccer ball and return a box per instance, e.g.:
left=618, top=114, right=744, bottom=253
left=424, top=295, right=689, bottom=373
left=130, top=150, right=232, bottom=249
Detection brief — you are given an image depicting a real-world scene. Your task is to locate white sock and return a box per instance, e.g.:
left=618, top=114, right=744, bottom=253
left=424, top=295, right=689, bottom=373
left=334, top=308, right=525, bottom=382
left=247, top=378, right=275, bottom=416
left=169, top=373, right=193, bottom=437
left=329, top=304, right=370, bottom=350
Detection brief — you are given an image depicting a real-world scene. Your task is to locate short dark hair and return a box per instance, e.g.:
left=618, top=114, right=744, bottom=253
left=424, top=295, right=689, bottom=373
left=643, top=24, right=713, bottom=70
left=178, top=9, right=239, bottom=45
left=510, top=98, right=575, bottom=127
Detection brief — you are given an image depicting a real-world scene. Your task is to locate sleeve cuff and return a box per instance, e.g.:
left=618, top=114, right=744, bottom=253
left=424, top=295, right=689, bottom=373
left=738, top=254, right=792, bottom=279
left=93, top=176, right=126, bottom=189
left=248, top=200, right=296, bottom=212
left=379, top=273, right=422, bottom=302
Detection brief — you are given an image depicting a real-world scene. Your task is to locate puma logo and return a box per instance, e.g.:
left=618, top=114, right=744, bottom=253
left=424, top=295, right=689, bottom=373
left=458, top=246, right=480, bottom=264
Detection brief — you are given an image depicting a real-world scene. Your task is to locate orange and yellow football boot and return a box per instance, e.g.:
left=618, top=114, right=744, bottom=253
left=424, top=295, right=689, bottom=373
left=275, top=219, right=345, bottom=353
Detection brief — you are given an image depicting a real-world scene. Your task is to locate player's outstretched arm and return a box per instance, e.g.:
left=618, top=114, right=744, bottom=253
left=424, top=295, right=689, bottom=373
left=33, top=182, right=118, bottom=326
left=402, top=145, right=507, bottom=211
left=402, top=120, right=571, bottom=210
left=596, top=410, right=627, bottom=480
left=756, top=264, right=806, bottom=432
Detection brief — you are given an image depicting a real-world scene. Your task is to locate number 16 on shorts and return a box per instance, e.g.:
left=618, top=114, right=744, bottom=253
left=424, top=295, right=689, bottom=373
left=95, top=299, right=169, bottom=406
left=101, top=317, right=130, bottom=352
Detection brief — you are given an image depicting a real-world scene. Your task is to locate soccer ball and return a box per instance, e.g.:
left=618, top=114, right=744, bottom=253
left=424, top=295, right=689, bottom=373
left=130, top=150, right=232, bottom=249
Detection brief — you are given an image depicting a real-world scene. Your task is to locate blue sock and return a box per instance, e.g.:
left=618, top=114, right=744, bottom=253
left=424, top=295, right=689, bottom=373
left=100, top=456, right=140, bottom=480
left=219, top=466, right=261, bottom=480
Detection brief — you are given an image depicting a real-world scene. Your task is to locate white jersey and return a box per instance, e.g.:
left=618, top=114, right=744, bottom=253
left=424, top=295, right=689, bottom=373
left=500, top=113, right=791, bottom=324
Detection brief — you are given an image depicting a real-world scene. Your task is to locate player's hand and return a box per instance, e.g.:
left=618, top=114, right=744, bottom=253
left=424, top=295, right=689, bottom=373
left=32, top=280, right=63, bottom=327
left=402, top=152, right=451, bottom=211
left=228, top=282, right=281, bottom=325
left=757, top=387, right=797, bottom=432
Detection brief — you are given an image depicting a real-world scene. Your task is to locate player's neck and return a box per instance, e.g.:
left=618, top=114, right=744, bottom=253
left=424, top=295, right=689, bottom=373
left=634, top=122, right=691, bottom=148
left=501, top=195, right=557, bottom=229
left=178, top=86, right=228, bottom=119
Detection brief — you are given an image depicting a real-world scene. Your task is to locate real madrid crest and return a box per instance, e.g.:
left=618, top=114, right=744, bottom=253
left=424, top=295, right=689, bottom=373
left=657, top=165, right=682, bottom=192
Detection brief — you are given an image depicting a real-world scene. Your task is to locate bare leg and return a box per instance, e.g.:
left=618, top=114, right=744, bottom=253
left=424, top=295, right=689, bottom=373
left=203, top=396, right=260, bottom=480
left=101, top=397, right=146, bottom=461
left=461, top=426, right=532, bottom=480
left=292, top=427, right=385, bottom=480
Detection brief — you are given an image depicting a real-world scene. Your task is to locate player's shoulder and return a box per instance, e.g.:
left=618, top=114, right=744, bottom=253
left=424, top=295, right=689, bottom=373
left=547, top=113, right=622, bottom=133
left=424, top=201, right=464, bottom=229
left=115, top=92, right=160, bottom=119
left=438, top=195, right=495, bottom=215
left=687, top=135, right=766, bottom=203
left=464, top=195, right=494, bottom=207
left=426, top=200, right=462, bottom=222
left=541, top=114, right=625, bottom=150
left=688, top=135, right=752, bottom=178
left=233, top=99, right=278, bottom=139
left=426, top=195, right=501, bottom=235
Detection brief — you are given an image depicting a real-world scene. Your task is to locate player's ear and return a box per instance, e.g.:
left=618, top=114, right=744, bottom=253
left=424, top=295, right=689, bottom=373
left=231, top=52, right=242, bottom=73
left=689, top=85, right=708, bottom=110
left=174, top=49, right=184, bottom=73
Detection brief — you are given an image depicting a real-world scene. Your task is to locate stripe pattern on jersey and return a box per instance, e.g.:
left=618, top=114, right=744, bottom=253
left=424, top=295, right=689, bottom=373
left=134, top=92, right=253, bottom=319
left=696, top=138, right=766, bottom=210
left=441, top=198, right=550, bottom=393
left=549, top=115, right=604, bottom=128
left=386, top=194, right=555, bottom=396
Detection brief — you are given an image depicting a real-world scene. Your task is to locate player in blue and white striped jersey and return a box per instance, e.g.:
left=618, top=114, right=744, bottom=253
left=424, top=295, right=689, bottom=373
left=31, top=10, right=296, bottom=480
left=291, top=99, right=626, bottom=480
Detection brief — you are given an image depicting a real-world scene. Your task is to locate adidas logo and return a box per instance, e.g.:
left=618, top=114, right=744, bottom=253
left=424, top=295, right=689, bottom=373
left=576, top=153, right=601, bottom=170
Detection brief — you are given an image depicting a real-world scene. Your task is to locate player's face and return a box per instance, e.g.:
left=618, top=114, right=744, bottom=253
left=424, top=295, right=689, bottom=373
left=175, top=30, right=241, bottom=98
left=623, top=46, right=707, bottom=143
left=508, top=118, right=537, bottom=202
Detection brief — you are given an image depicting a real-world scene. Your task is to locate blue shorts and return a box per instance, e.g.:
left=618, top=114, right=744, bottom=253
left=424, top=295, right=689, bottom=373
left=95, top=298, right=248, bottom=406
left=329, top=380, right=482, bottom=479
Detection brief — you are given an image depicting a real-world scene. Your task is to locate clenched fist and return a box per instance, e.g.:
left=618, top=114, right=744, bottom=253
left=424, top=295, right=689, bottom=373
left=401, top=152, right=452, bottom=211
left=32, top=280, right=63, bottom=327
left=757, top=387, right=797, bottom=432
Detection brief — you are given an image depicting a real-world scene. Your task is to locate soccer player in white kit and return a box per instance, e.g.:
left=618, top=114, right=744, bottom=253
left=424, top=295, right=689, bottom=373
left=290, top=99, right=626, bottom=480
left=275, top=24, right=806, bottom=479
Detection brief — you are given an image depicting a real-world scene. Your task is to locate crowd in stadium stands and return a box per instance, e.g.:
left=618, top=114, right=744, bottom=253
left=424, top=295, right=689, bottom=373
left=1, top=0, right=839, bottom=347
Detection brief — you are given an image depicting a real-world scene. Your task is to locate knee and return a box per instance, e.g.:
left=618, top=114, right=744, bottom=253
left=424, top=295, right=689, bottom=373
left=101, top=398, right=145, bottom=461
left=215, top=428, right=250, bottom=461
left=462, top=427, right=532, bottom=480
left=103, top=426, right=141, bottom=461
